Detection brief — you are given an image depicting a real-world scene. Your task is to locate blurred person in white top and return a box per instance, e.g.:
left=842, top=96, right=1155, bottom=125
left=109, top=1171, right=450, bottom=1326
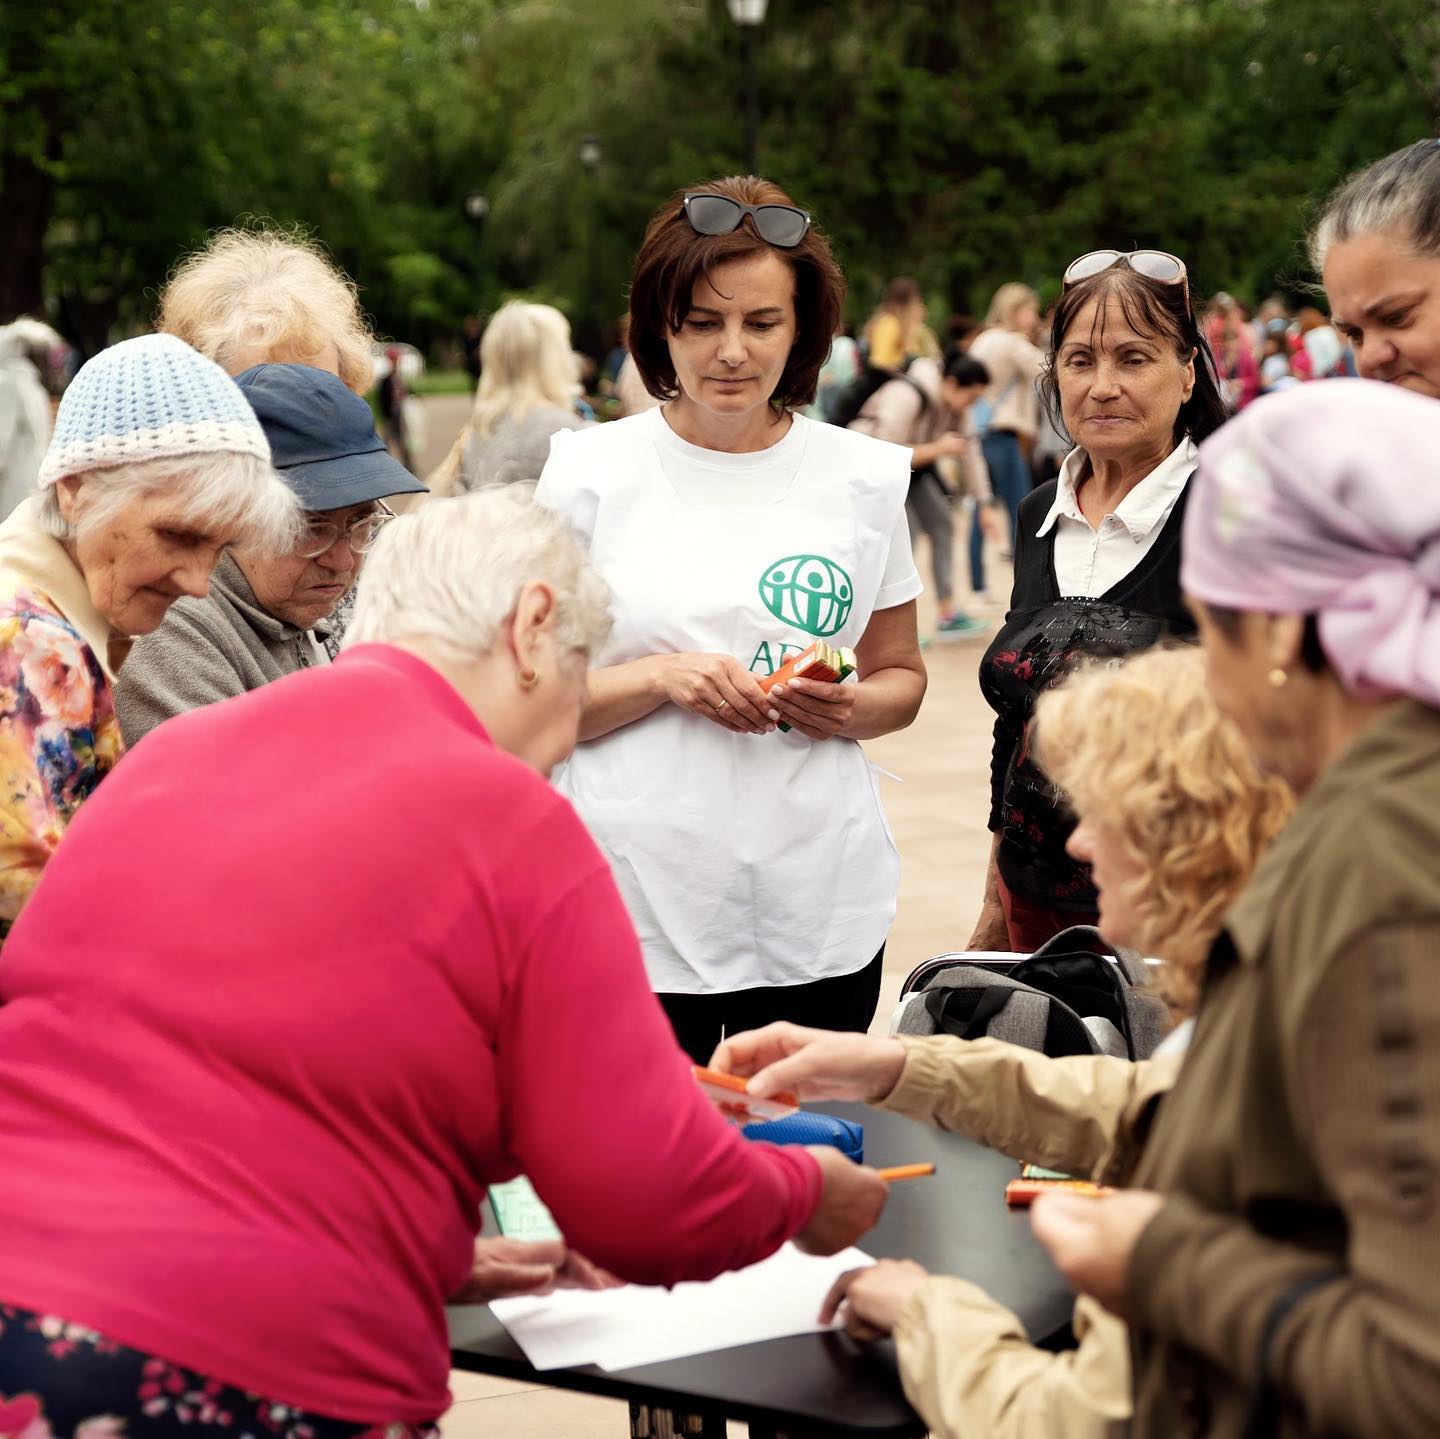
left=968, top=284, right=1045, bottom=544
left=0, top=320, right=63, bottom=521
left=850, top=350, right=998, bottom=640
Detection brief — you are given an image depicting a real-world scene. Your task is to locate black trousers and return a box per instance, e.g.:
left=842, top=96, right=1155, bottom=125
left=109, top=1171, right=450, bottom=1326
left=657, top=947, right=886, bottom=1065
left=634, top=947, right=885, bottom=1439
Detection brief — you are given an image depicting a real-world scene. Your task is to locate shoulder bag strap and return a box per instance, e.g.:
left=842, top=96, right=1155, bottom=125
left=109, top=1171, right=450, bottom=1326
left=960, top=986, right=1014, bottom=1039
left=1239, top=1270, right=1343, bottom=1439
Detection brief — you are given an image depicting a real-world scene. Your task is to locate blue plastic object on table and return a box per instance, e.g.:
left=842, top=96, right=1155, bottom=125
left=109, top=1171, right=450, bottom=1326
left=742, top=1111, right=864, bottom=1162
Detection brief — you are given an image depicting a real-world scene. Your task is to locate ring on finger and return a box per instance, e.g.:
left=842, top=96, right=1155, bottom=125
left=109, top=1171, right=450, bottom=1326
left=713, top=698, right=731, bottom=714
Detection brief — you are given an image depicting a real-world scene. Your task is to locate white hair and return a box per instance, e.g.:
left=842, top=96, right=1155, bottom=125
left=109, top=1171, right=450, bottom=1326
left=0, top=318, right=63, bottom=365
left=37, top=452, right=300, bottom=552
left=345, top=487, right=612, bottom=659
left=470, top=303, right=581, bottom=441
left=1310, top=140, right=1440, bottom=271
left=157, top=225, right=376, bottom=394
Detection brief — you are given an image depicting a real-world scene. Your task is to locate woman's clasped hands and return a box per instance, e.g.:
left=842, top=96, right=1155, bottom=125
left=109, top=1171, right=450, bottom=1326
left=767, top=673, right=857, bottom=741
left=657, top=652, right=775, bottom=733
left=656, top=652, right=857, bottom=740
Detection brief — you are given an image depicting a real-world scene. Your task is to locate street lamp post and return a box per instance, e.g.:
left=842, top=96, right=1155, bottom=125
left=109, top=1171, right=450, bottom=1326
left=727, top=0, right=769, bottom=176
left=462, top=192, right=491, bottom=338
left=579, top=135, right=603, bottom=361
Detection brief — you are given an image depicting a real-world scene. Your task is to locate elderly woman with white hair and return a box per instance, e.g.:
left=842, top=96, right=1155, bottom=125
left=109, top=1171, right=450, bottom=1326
left=0, top=488, right=887, bottom=1434
left=0, top=332, right=295, bottom=934
left=456, top=300, right=590, bottom=491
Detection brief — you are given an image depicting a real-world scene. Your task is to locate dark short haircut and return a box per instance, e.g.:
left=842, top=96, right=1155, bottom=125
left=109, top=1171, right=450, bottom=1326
left=1039, top=267, right=1229, bottom=449
left=628, top=175, right=845, bottom=411
left=943, top=353, right=990, bottom=388
left=948, top=312, right=981, bottom=344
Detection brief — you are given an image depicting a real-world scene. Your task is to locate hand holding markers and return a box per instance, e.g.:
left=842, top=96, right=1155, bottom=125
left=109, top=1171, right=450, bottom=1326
left=693, top=1069, right=936, bottom=1182
left=706, top=1024, right=909, bottom=1105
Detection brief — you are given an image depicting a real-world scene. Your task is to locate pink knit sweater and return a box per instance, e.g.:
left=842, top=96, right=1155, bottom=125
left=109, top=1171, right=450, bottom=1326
left=0, top=644, right=820, bottom=1421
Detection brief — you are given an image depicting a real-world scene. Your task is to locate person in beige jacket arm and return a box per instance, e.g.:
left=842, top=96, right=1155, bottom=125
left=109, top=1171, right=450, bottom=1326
left=712, top=647, right=1291, bottom=1439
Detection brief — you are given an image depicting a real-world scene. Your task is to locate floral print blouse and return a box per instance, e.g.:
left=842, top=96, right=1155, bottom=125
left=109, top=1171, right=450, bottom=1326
left=0, top=586, right=122, bottom=936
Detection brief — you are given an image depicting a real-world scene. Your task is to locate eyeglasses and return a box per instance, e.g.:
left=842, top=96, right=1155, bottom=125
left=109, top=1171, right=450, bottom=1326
left=680, top=193, right=812, bottom=248
left=296, top=502, right=394, bottom=559
left=1062, top=249, right=1190, bottom=311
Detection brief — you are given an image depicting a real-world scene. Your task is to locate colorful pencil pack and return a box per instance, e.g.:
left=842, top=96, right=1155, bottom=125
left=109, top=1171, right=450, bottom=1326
left=759, top=642, right=857, bottom=732
left=759, top=641, right=857, bottom=694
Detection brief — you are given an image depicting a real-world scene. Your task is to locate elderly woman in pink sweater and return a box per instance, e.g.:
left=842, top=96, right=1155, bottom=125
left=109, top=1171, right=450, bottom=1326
left=0, top=488, right=887, bottom=1435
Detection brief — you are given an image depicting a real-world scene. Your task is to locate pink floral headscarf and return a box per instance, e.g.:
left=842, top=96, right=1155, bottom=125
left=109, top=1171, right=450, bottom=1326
left=1182, top=378, right=1440, bottom=706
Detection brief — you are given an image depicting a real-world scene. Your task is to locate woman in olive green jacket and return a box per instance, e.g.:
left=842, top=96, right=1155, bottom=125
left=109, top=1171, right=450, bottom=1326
left=1033, top=379, right=1440, bottom=1438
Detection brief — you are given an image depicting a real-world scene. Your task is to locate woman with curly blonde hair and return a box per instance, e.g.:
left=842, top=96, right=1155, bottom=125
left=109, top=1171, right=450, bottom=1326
left=156, top=225, right=376, bottom=394
left=708, top=645, right=1293, bottom=1439
left=1034, top=645, right=1292, bottom=1016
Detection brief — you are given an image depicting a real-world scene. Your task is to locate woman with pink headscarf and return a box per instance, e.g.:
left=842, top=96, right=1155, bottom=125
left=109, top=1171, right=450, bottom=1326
left=1029, top=378, right=1440, bottom=1438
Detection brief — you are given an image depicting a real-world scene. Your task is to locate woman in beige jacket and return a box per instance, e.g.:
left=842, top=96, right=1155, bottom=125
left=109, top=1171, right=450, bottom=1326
left=712, top=646, right=1291, bottom=1439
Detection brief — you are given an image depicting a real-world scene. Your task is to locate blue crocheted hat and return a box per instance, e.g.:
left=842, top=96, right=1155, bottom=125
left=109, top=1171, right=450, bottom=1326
left=39, top=333, right=270, bottom=487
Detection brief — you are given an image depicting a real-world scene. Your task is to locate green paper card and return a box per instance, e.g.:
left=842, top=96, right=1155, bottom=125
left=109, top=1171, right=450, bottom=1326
left=488, top=1176, right=562, bottom=1241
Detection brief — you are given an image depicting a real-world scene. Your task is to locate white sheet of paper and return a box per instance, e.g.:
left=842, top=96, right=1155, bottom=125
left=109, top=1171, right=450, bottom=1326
left=491, top=1243, right=873, bottom=1372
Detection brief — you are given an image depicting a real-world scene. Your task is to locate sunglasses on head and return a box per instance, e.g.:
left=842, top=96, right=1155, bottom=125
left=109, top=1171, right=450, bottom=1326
left=680, top=193, right=812, bottom=248
left=1063, top=249, right=1190, bottom=311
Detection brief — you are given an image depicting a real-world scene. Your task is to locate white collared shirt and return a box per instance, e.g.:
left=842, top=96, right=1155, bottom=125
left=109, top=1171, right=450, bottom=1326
left=1037, top=439, right=1198, bottom=597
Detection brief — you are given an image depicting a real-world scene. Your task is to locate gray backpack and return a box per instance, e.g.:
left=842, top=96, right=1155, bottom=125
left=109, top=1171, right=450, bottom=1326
left=892, top=925, right=1172, bottom=1060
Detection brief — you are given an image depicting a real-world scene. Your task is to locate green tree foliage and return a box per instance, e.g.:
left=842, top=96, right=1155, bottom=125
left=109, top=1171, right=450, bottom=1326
left=0, top=0, right=1433, bottom=352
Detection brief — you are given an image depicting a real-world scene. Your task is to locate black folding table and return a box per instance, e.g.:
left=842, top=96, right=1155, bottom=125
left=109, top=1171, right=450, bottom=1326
left=447, top=1101, right=1074, bottom=1437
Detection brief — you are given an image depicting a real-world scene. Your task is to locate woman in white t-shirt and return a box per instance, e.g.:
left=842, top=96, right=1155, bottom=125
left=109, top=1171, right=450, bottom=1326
left=536, top=175, right=927, bottom=1064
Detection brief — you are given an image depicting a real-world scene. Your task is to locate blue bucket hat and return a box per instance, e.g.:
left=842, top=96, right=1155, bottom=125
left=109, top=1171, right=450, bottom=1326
left=233, top=363, right=426, bottom=510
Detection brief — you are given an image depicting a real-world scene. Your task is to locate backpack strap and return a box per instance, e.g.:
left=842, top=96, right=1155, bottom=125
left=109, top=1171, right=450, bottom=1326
left=1033, top=925, right=1153, bottom=987
left=1239, top=1270, right=1344, bottom=1439
left=959, top=986, right=1012, bottom=1039
left=1031, top=925, right=1109, bottom=959
left=1112, top=947, right=1152, bottom=987
left=900, top=371, right=931, bottom=414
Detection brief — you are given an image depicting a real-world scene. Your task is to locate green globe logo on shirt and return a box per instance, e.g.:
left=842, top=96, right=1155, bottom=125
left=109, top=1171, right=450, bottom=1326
left=758, top=554, right=853, bottom=637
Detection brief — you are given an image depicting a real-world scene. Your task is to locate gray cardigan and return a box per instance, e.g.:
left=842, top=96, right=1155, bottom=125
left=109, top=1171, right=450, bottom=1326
left=115, top=553, right=335, bottom=746
left=459, top=406, right=587, bottom=490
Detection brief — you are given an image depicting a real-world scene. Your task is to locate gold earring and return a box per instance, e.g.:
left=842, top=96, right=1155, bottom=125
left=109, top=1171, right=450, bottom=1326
left=517, top=668, right=539, bottom=692
left=1268, top=667, right=1288, bottom=688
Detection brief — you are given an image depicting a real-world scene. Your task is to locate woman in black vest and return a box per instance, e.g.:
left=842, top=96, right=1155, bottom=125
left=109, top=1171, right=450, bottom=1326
left=969, top=252, right=1229, bottom=953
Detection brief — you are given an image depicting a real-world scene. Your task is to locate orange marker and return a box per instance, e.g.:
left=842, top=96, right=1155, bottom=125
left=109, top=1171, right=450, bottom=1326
left=1005, top=1178, right=1113, bottom=1207
left=692, top=1066, right=799, bottom=1125
left=877, top=1163, right=935, bottom=1182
